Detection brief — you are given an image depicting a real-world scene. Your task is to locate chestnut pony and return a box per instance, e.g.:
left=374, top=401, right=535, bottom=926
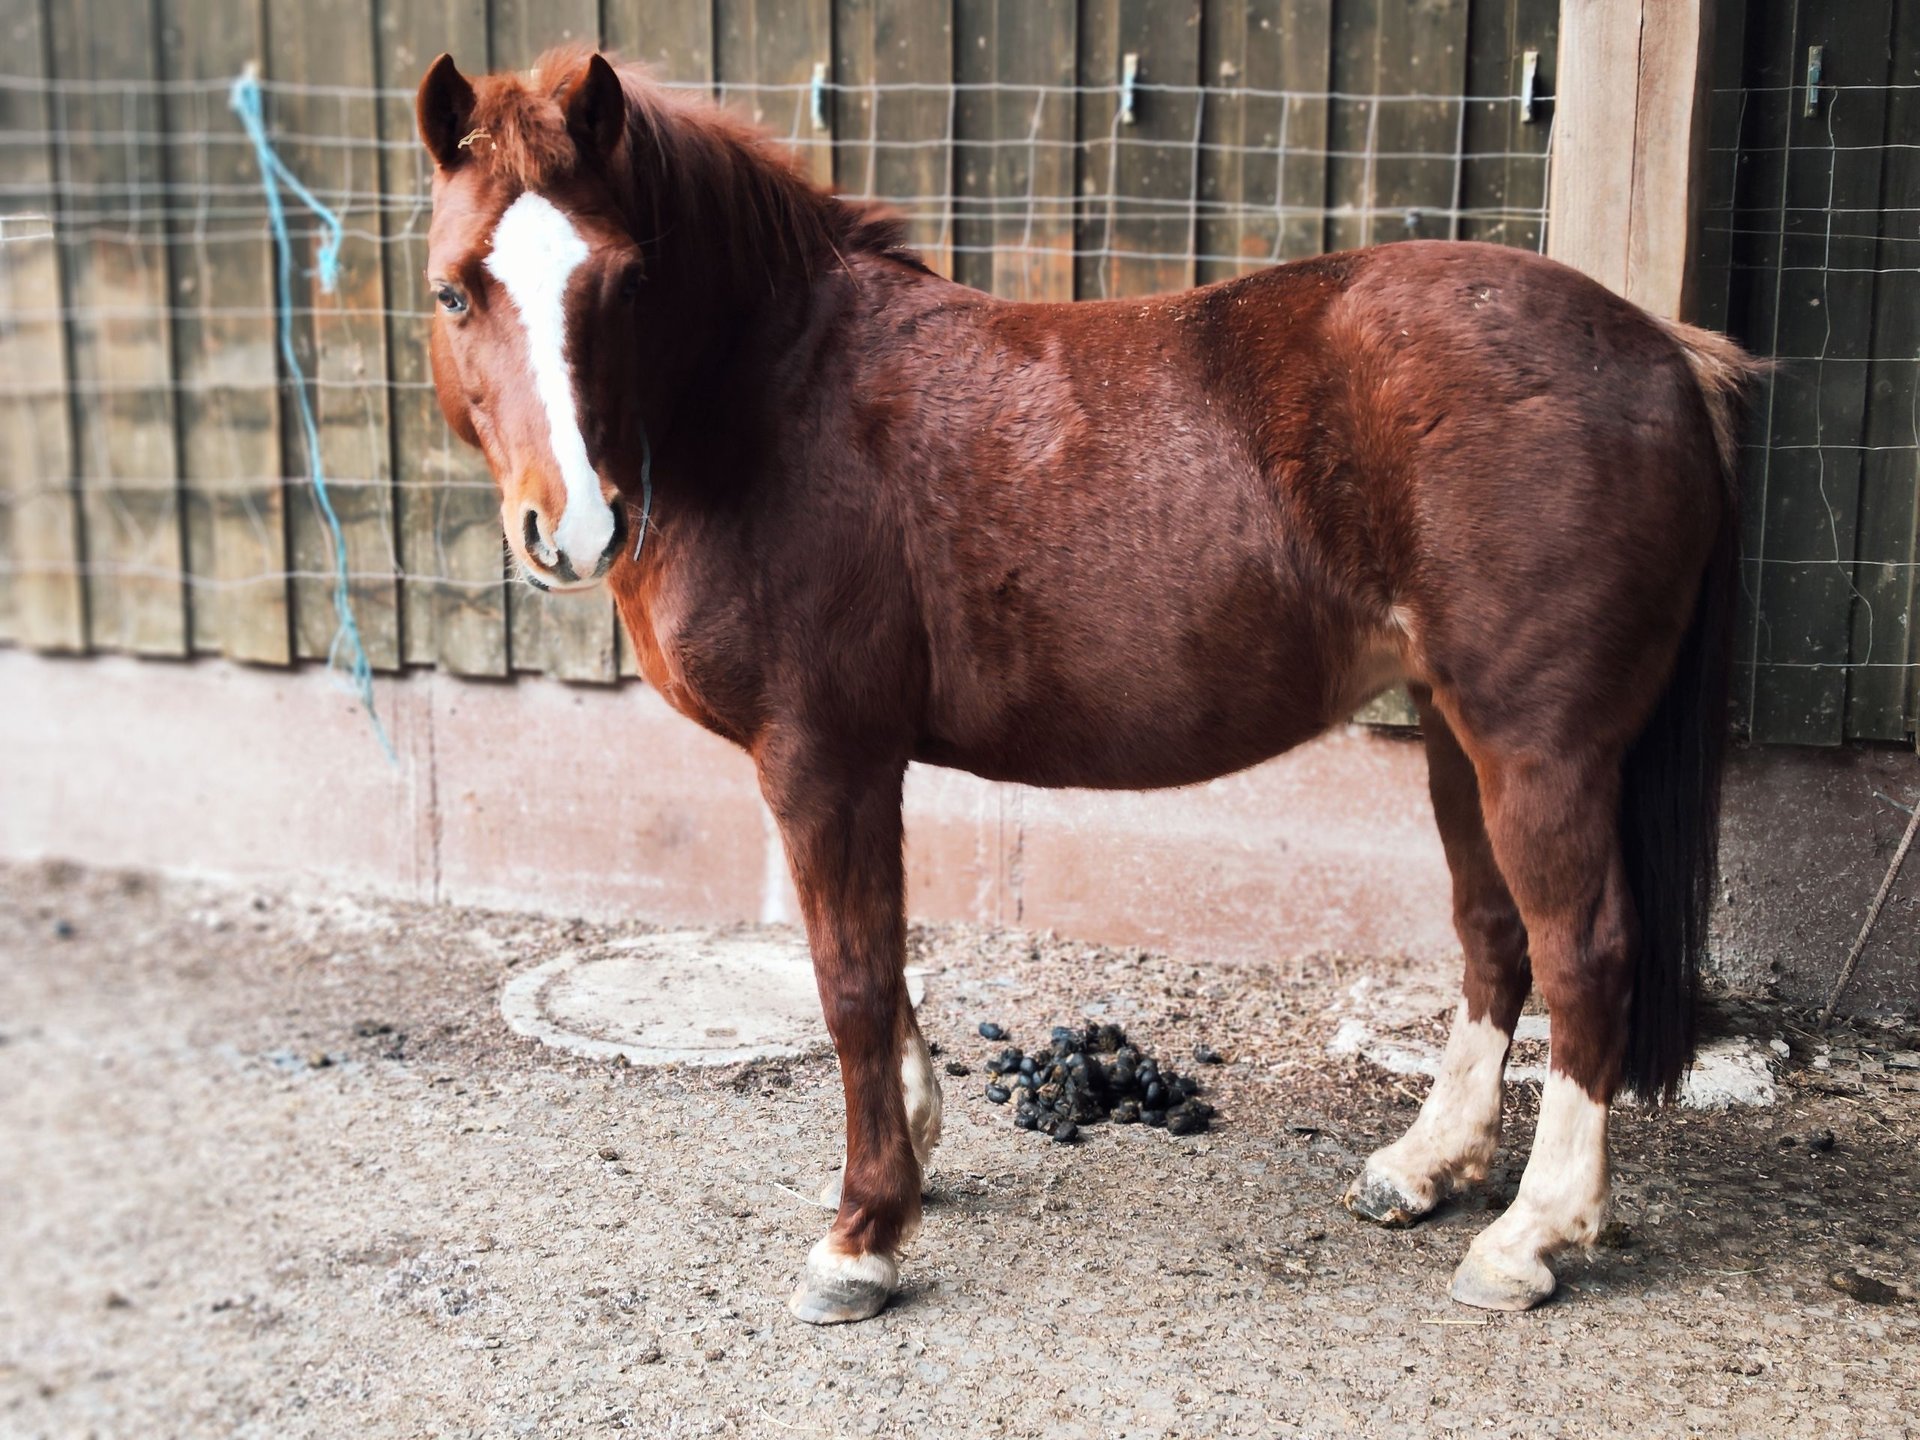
left=416, top=48, right=1756, bottom=1323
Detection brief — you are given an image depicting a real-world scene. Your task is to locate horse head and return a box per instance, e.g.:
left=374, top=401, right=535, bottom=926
left=415, top=50, right=640, bottom=592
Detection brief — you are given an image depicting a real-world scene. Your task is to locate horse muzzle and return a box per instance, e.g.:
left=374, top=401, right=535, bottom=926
left=516, top=500, right=626, bottom=592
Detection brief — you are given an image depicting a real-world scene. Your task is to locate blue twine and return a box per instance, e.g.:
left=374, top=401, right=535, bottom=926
left=230, top=66, right=393, bottom=763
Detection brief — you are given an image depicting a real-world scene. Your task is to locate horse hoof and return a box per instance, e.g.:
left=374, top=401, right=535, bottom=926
left=786, top=1242, right=897, bottom=1326
left=1449, top=1249, right=1556, bottom=1312
left=1343, top=1167, right=1432, bottom=1228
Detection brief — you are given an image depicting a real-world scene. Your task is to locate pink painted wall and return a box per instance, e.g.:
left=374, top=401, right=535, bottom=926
left=0, top=651, right=1453, bottom=964
left=3, top=651, right=1913, bottom=1014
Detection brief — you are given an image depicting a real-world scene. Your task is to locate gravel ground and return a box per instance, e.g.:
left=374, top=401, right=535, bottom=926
left=2, top=860, right=1917, bottom=1439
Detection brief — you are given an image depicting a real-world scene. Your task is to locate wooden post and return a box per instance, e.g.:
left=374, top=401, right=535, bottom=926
left=1547, top=0, right=1717, bottom=319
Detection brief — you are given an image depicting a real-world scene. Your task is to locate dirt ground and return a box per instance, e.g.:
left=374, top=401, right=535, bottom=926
left=2, top=861, right=1916, bottom=1439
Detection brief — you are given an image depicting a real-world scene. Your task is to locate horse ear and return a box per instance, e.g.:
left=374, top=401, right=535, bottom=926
left=564, top=53, right=627, bottom=161
left=417, top=53, right=477, bottom=170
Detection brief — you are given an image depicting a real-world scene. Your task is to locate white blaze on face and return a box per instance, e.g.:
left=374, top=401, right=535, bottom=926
left=483, top=191, right=616, bottom=568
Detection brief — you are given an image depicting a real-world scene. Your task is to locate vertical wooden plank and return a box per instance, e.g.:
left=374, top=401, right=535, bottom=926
left=1456, top=0, right=1513, bottom=245
left=604, top=0, right=716, bottom=682
left=1322, top=0, right=1379, bottom=254
left=376, top=0, right=507, bottom=677
left=1458, top=0, right=1558, bottom=251
left=1742, top=0, right=1891, bottom=744
left=1550, top=0, right=1717, bottom=319
left=602, top=0, right=715, bottom=81
left=491, top=0, right=619, bottom=684
left=267, top=0, right=401, bottom=670
left=487, top=0, right=599, bottom=68
left=834, top=0, right=955, bottom=275
left=1197, top=0, right=1331, bottom=280
left=1543, top=0, right=1642, bottom=292
left=1844, top=0, right=1919, bottom=740
left=1508, top=0, right=1559, bottom=252
left=1627, top=0, right=1717, bottom=316
left=0, top=0, right=86, bottom=650
left=46, top=0, right=188, bottom=654
left=952, top=0, right=1076, bottom=300
left=1195, top=0, right=1274, bottom=283
left=1689, top=0, right=1748, bottom=334
left=1368, top=0, right=1470, bottom=246
left=1073, top=0, right=1120, bottom=298
left=158, top=0, right=292, bottom=664
left=1276, top=0, right=1334, bottom=262
left=1720, top=0, right=1795, bottom=734
left=717, top=0, right=836, bottom=189
left=1075, top=0, right=1202, bottom=300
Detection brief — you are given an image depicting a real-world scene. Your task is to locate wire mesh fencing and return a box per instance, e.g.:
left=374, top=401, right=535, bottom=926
left=1701, top=47, right=1920, bottom=745
left=0, top=61, right=1553, bottom=689
left=3, top=0, right=1914, bottom=747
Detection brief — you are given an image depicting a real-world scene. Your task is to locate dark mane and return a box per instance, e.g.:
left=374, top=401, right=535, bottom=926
left=465, top=46, right=922, bottom=280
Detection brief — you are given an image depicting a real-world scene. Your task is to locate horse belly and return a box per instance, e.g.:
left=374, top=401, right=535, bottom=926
left=918, top=581, right=1363, bottom=791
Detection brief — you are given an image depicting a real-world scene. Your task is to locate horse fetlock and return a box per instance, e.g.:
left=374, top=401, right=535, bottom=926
left=787, top=1237, right=899, bottom=1326
left=1346, top=1122, right=1496, bottom=1226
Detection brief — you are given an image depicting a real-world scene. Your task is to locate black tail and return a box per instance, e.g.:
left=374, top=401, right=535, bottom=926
left=1619, top=321, right=1758, bottom=1103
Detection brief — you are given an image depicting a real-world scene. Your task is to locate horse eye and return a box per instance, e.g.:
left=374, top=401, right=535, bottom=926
left=434, top=283, right=467, bottom=315
left=618, top=266, right=642, bottom=303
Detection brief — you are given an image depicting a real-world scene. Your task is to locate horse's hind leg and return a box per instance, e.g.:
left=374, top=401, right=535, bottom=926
left=1444, top=743, right=1631, bottom=1311
left=757, top=743, right=940, bottom=1325
left=1346, top=692, right=1530, bottom=1226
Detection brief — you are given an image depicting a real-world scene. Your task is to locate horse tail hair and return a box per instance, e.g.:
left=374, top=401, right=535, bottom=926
left=1655, top=318, right=1771, bottom=482
left=1618, top=319, right=1759, bottom=1103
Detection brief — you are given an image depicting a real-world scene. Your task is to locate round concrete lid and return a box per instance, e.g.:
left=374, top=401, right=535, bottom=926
left=500, top=927, right=925, bottom=1067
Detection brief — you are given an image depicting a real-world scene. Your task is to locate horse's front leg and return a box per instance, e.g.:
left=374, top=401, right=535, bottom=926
left=758, top=745, right=940, bottom=1324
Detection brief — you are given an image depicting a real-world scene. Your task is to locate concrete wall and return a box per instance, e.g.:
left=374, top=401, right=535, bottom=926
left=2, top=650, right=1913, bottom=1016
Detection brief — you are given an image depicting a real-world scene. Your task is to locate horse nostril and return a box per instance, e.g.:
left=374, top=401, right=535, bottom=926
left=514, top=503, right=552, bottom=568
left=599, top=505, right=630, bottom=576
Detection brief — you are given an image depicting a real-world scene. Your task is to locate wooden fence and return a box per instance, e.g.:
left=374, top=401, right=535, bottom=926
left=0, top=0, right=1556, bottom=689
left=3, top=0, right=1915, bottom=744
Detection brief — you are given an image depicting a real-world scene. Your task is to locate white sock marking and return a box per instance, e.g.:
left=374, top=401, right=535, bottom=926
left=900, top=1030, right=943, bottom=1171
left=805, top=1236, right=899, bottom=1287
left=483, top=192, right=616, bottom=568
left=1366, top=1003, right=1509, bottom=1203
left=1470, top=1070, right=1610, bottom=1270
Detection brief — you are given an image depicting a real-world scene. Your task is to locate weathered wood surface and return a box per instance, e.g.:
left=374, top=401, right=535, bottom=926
left=378, top=0, right=509, bottom=677
left=836, top=0, right=955, bottom=275
left=718, top=0, right=837, bottom=189
left=953, top=0, right=1077, bottom=300
left=161, top=0, right=291, bottom=664
left=268, top=0, right=401, bottom=670
left=0, top=0, right=86, bottom=650
left=46, top=0, right=187, bottom=655
left=1731, top=0, right=1892, bottom=745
